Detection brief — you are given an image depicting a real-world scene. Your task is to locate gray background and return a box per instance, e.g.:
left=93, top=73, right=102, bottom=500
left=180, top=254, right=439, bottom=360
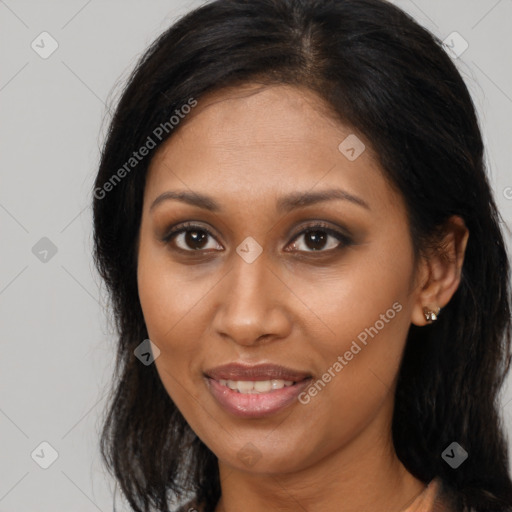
left=1, top=0, right=511, bottom=510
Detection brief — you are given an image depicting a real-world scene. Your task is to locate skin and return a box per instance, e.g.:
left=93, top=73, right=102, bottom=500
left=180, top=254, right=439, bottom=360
left=136, top=83, right=469, bottom=512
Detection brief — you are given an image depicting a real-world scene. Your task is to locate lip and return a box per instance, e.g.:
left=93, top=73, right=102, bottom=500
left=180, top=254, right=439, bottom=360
left=205, top=376, right=312, bottom=418
left=204, top=362, right=311, bottom=382
left=203, top=362, right=313, bottom=418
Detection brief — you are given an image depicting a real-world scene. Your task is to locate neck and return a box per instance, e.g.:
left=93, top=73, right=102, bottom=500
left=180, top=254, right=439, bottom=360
left=213, top=403, right=425, bottom=512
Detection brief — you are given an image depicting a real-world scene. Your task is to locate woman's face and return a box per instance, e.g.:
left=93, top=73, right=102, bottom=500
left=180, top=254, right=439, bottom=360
left=137, top=83, right=423, bottom=474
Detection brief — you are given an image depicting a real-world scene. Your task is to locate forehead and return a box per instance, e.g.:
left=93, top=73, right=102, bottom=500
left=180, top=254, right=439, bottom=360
left=144, top=83, right=400, bottom=215
left=153, top=83, right=352, bottom=160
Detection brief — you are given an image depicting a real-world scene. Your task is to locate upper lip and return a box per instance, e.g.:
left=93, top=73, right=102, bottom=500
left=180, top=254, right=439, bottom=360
left=204, top=363, right=312, bottom=382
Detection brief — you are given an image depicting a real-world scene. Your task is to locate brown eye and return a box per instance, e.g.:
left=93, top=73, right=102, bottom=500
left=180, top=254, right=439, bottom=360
left=163, top=223, right=223, bottom=252
left=287, top=223, right=352, bottom=253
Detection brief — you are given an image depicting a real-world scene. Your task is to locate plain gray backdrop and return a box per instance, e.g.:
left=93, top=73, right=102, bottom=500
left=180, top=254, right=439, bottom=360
left=1, top=0, right=512, bottom=510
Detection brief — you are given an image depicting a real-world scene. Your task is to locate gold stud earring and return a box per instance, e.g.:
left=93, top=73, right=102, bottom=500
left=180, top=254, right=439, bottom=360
left=423, top=306, right=441, bottom=323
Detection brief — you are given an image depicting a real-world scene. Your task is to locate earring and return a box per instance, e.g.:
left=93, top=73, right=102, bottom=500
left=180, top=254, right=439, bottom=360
left=423, top=306, right=441, bottom=323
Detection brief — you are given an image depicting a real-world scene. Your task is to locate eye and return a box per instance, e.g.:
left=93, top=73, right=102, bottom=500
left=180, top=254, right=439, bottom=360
left=162, top=222, right=223, bottom=252
left=162, top=221, right=352, bottom=254
left=286, top=222, right=352, bottom=253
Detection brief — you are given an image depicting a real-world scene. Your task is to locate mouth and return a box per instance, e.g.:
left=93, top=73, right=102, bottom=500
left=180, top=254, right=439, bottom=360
left=203, top=362, right=313, bottom=418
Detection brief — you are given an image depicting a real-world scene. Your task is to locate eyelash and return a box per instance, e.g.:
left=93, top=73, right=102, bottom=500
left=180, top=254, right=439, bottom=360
left=161, top=221, right=353, bottom=255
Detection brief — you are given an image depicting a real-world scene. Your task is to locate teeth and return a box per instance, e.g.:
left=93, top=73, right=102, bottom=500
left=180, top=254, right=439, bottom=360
left=255, top=380, right=272, bottom=392
left=218, top=379, right=295, bottom=393
left=237, top=381, right=254, bottom=393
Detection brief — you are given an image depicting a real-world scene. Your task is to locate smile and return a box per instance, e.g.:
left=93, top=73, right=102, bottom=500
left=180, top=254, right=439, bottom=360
left=205, top=376, right=312, bottom=418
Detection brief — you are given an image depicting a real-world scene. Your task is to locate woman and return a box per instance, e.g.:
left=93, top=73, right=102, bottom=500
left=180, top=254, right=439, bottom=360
left=92, top=0, right=512, bottom=511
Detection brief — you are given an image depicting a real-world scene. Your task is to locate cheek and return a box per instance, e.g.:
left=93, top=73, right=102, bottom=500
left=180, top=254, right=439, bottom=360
left=137, top=257, right=204, bottom=420
left=291, top=230, right=414, bottom=360
left=295, top=232, right=414, bottom=416
left=137, top=231, right=208, bottom=345
left=137, top=237, right=199, bottom=381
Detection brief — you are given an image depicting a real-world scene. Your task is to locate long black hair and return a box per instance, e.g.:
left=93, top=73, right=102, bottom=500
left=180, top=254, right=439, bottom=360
left=92, top=0, right=512, bottom=510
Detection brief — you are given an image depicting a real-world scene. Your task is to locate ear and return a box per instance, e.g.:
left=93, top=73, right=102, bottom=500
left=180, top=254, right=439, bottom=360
left=411, top=215, right=469, bottom=326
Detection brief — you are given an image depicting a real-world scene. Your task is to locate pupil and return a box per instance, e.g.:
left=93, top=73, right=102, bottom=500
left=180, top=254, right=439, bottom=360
left=306, top=231, right=326, bottom=250
left=186, top=230, right=207, bottom=249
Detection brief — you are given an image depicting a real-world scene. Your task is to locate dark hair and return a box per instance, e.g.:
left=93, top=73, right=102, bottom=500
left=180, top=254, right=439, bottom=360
left=92, top=0, right=512, bottom=511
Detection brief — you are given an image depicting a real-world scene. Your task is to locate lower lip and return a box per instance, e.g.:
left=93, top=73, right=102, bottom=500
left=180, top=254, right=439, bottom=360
left=205, top=377, right=312, bottom=418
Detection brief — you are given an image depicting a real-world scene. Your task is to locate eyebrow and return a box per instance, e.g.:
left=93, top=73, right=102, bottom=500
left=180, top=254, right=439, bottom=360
left=149, top=188, right=370, bottom=213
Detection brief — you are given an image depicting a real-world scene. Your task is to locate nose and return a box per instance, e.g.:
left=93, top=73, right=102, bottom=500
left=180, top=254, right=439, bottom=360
left=211, top=247, right=292, bottom=347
